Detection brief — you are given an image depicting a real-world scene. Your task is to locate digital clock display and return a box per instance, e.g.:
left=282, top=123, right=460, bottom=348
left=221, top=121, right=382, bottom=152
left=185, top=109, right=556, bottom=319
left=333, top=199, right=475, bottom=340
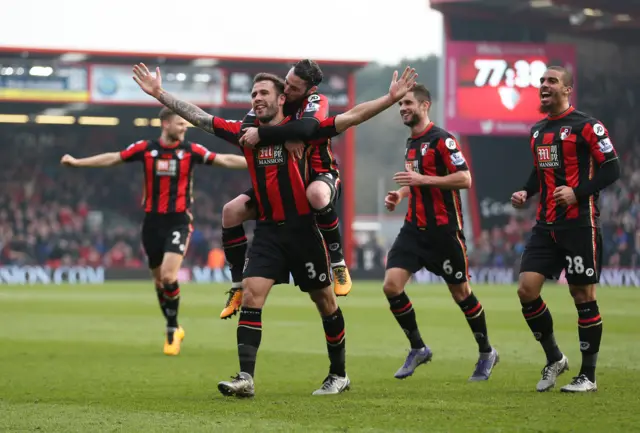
left=445, top=41, right=577, bottom=136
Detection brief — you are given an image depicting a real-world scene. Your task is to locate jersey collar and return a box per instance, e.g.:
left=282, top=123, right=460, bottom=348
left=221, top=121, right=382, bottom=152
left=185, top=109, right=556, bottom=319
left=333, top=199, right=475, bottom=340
left=411, top=122, right=434, bottom=139
left=546, top=106, right=575, bottom=121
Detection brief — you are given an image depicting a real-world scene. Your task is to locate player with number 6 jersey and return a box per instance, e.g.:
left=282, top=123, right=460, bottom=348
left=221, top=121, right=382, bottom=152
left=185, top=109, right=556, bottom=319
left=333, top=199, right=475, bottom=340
left=383, top=84, right=499, bottom=383
left=511, top=66, right=621, bottom=393
left=60, top=108, right=247, bottom=356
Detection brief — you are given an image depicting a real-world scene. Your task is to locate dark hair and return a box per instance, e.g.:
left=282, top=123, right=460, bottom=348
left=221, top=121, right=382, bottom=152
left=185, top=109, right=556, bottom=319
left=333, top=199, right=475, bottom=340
left=159, top=107, right=178, bottom=122
left=546, top=65, right=574, bottom=87
left=410, top=83, right=432, bottom=104
left=253, top=72, right=286, bottom=95
left=292, top=59, right=323, bottom=88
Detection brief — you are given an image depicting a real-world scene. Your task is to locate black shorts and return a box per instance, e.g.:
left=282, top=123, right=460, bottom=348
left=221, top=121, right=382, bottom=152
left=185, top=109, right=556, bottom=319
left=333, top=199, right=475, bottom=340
left=520, top=226, right=603, bottom=285
left=141, top=213, right=192, bottom=269
left=242, top=188, right=257, bottom=210
left=309, top=171, right=341, bottom=203
left=243, top=216, right=332, bottom=292
left=386, top=222, right=469, bottom=284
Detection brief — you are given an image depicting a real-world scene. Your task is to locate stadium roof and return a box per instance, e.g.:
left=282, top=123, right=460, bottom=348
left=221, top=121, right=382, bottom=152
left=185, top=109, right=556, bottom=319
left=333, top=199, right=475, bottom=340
left=430, top=0, right=640, bottom=42
left=0, top=46, right=368, bottom=69
left=0, top=47, right=366, bottom=118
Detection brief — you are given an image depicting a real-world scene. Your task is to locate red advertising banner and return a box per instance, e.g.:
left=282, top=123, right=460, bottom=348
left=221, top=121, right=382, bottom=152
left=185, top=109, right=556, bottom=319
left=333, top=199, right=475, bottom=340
left=445, top=41, right=577, bottom=136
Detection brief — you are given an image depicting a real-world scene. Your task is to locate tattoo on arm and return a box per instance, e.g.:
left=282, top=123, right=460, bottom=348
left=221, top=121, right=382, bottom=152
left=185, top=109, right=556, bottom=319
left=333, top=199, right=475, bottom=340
left=158, top=91, right=215, bottom=133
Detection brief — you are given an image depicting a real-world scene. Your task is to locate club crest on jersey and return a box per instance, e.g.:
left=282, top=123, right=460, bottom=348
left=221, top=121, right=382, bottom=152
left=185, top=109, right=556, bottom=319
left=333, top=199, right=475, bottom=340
left=175, top=149, right=184, bottom=159
left=559, top=126, right=572, bottom=140
left=257, top=145, right=285, bottom=166
left=421, top=143, right=429, bottom=156
left=536, top=145, right=560, bottom=169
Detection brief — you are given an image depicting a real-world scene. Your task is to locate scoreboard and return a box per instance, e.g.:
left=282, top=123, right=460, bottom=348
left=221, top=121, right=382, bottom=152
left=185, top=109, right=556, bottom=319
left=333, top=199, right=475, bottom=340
left=445, top=41, right=577, bottom=136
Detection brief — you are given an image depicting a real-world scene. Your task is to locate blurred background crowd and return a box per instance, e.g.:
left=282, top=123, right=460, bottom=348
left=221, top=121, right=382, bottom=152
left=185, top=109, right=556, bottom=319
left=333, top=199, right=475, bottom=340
left=1, top=42, right=638, bottom=273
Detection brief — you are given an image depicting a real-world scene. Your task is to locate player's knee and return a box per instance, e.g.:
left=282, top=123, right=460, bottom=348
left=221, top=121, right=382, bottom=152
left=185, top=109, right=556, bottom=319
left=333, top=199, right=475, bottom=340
left=222, top=198, right=251, bottom=227
left=310, top=287, right=337, bottom=316
left=241, top=279, right=267, bottom=308
left=160, top=270, right=177, bottom=286
left=383, top=277, right=404, bottom=298
left=569, top=285, right=596, bottom=303
left=307, top=181, right=331, bottom=210
left=448, top=282, right=471, bottom=302
left=517, top=276, right=541, bottom=302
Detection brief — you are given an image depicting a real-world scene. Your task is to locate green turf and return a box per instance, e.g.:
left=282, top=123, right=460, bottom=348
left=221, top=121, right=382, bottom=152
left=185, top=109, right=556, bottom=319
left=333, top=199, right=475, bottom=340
left=1, top=281, right=639, bottom=432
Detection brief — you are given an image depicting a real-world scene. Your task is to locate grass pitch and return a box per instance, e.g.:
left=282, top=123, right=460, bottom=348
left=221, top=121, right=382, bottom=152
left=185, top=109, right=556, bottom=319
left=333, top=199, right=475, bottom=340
left=1, top=281, right=639, bottom=432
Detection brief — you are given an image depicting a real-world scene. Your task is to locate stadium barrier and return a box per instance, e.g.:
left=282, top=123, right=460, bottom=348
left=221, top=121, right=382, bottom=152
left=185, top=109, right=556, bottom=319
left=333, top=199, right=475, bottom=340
left=2, top=265, right=640, bottom=287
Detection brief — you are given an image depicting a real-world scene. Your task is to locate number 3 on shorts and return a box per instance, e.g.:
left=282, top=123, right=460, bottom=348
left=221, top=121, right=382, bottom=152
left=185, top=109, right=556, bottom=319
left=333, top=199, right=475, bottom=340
left=305, top=262, right=316, bottom=279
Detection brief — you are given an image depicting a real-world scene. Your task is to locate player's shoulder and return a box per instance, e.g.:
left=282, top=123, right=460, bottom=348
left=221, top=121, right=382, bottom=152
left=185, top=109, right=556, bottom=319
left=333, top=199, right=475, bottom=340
left=566, top=108, right=600, bottom=125
left=531, top=117, right=547, bottom=133
left=428, top=125, right=457, bottom=142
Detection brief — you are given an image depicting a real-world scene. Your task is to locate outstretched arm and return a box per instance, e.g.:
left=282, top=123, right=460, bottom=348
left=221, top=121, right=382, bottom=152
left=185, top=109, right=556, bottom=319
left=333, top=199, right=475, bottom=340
left=213, top=154, right=248, bottom=169
left=157, top=90, right=215, bottom=134
left=60, top=152, right=122, bottom=168
left=334, top=66, right=418, bottom=133
left=132, top=63, right=215, bottom=134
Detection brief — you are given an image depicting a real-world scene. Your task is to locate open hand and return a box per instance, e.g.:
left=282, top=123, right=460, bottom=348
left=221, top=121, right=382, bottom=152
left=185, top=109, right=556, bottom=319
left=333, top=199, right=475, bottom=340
left=132, top=63, right=163, bottom=99
left=389, top=66, right=418, bottom=102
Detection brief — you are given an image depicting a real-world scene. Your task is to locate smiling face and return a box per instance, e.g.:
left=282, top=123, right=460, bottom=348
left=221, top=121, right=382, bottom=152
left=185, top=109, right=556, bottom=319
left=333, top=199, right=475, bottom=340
left=539, top=68, right=572, bottom=114
left=251, top=78, right=286, bottom=124
left=398, top=91, right=430, bottom=127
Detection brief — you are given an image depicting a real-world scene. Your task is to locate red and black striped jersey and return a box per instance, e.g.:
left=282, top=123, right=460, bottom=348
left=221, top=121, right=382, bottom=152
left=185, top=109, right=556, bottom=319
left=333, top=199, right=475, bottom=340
left=404, top=123, right=468, bottom=230
left=120, top=139, right=216, bottom=214
left=211, top=116, right=312, bottom=222
left=529, top=106, right=618, bottom=229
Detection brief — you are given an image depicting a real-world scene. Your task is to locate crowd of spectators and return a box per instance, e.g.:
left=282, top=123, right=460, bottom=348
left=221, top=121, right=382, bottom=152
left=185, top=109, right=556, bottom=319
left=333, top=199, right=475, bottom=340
left=2, top=40, right=639, bottom=271
left=0, top=126, right=249, bottom=268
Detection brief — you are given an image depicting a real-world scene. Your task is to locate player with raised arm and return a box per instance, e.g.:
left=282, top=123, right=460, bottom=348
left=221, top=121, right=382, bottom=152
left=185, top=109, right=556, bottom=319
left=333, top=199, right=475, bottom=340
left=219, top=60, right=350, bottom=321
left=383, top=84, right=499, bottom=382
left=60, top=108, right=247, bottom=356
left=511, top=66, right=620, bottom=393
left=131, top=63, right=416, bottom=397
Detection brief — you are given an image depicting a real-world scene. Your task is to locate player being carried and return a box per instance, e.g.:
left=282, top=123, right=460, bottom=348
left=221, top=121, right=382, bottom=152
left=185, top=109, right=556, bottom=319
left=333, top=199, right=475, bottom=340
left=511, top=66, right=620, bottom=393
left=384, top=83, right=499, bottom=382
left=132, top=61, right=416, bottom=397
left=219, top=60, right=350, bottom=321
left=60, top=108, right=247, bottom=356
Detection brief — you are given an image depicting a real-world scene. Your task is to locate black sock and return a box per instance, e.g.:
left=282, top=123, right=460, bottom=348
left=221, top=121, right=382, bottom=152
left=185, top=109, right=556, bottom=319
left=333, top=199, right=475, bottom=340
left=155, top=284, right=168, bottom=319
left=387, top=292, right=425, bottom=349
left=322, top=307, right=346, bottom=377
left=222, top=225, right=248, bottom=287
left=457, top=292, right=492, bottom=353
left=237, top=307, right=262, bottom=377
left=577, top=301, right=602, bottom=382
left=521, top=296, right=563, bottom=364
left=163, top=281, right=181, bottom=342
left=315, top=206, right=344, bottom=264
